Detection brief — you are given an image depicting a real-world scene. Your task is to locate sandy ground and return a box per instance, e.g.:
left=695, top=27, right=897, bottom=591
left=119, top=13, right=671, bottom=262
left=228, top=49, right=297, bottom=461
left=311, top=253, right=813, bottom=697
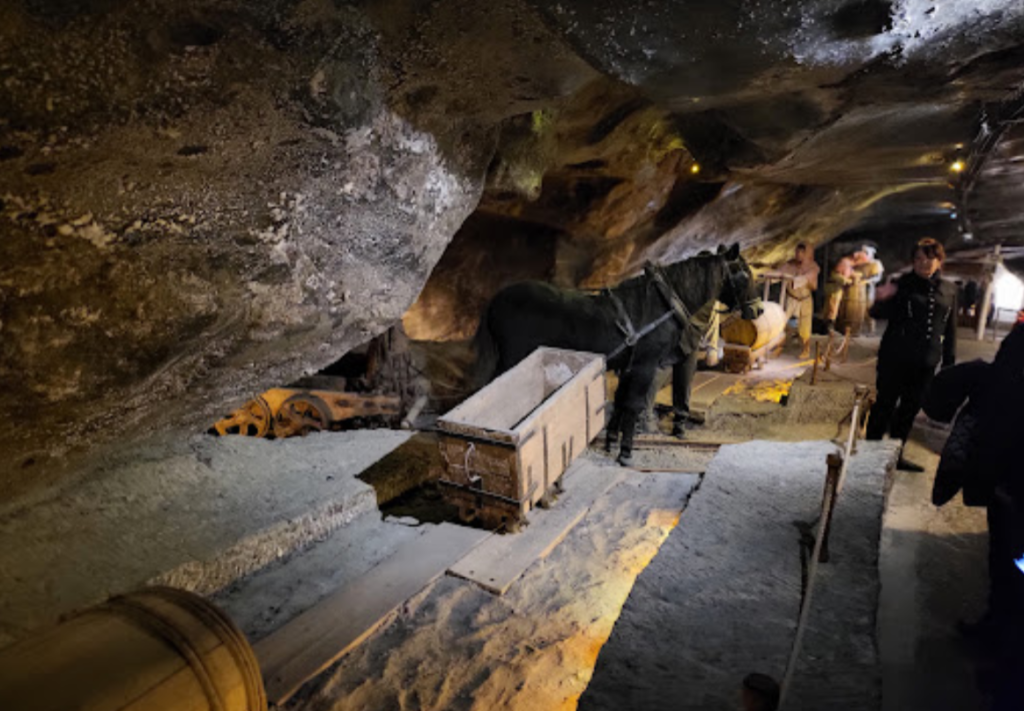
left=285, top=454, right=702, bottom=711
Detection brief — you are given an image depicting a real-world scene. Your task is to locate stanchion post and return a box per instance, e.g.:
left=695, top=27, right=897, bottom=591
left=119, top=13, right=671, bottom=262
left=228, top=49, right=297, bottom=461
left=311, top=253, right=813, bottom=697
left=824, top=330, right=835, bottom=372
left=811, top=342, right=821, bottom=385
left=819, top=453, right=842, bottom=563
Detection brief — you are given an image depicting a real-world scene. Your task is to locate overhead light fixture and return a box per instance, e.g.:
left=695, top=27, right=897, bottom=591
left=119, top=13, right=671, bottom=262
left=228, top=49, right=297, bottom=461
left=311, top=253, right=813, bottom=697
left=690, top=163, right=701, bottom=175
left=950, top=160, right=965, bottom=173
left=963, top=232, right=974, bottom=241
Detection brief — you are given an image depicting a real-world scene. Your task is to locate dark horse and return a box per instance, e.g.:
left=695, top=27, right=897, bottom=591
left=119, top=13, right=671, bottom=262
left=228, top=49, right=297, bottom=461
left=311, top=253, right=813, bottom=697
left=474, top=243, right=760, bottom=465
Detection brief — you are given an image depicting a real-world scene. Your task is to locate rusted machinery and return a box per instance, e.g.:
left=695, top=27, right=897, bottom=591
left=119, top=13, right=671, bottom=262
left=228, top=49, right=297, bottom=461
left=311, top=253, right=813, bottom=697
left=211, top=387, right=400, bottom=439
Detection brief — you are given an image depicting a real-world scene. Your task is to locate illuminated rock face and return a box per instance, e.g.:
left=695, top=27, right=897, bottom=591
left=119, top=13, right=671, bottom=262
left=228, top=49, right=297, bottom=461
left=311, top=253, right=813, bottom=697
left=2, top=0, right=1024, bottom=499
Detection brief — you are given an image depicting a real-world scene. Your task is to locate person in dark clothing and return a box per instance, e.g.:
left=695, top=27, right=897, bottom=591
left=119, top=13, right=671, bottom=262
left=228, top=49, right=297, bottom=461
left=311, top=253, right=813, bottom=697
left=866, top=238, right=957, bottom=471
left=924, top=323, right=1024, bottom=708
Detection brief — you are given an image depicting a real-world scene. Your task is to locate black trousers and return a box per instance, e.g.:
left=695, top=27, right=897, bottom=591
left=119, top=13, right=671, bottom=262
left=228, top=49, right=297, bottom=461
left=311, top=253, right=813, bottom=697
left=866, top=357, right=935, bottom=442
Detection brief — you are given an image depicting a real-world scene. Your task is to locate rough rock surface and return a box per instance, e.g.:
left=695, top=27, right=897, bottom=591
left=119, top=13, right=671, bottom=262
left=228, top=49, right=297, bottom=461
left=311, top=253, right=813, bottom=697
left=578, top=439, right=899, bottom=711
left=0, top=429, right=409, bottom=649
left=3, top=0, right=1024, bottom=500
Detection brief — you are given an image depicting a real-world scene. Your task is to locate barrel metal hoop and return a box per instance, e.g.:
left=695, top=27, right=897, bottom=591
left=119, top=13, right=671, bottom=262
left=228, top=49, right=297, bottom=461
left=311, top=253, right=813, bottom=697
left=101, top=591, right=230, bottom=711
left=144, top=587, right=267, bottom=711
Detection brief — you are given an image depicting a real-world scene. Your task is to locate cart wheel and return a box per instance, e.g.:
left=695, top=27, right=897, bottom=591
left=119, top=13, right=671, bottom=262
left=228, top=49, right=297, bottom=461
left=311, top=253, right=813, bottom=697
left=275, top=393, right=330, bottom=438
left=211, top=397, right=273, bottom=438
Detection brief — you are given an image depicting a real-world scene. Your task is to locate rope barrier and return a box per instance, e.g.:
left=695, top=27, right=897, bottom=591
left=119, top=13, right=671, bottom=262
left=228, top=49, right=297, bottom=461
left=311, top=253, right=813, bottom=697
left=777, top=386, right=870, bottom=709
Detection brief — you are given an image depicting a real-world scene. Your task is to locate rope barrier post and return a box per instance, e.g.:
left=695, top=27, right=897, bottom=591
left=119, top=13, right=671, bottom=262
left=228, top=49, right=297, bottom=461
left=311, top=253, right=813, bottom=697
left=778, top=451, right=838, bottom=709
left=811, top=342, right=821, bottom=385
left=818, top=453, right=843, bottom=563
left=824, top=330, right=835, bottom=372
left=849, top=385, right=868, bottom=455
left=777, top=393, right=866, bottom=710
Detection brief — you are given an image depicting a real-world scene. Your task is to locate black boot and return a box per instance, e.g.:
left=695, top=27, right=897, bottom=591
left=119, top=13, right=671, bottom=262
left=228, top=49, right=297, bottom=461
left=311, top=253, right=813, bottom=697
left=671, top=418, right=686, bottom=439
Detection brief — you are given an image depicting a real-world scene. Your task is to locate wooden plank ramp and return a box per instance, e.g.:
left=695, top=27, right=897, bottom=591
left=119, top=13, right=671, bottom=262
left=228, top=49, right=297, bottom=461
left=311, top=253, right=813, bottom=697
left=448, top=459, right=626, bottom=595
left=254, top=522, right=490, bottom=706
left=689, top=372, right=743, bottom=414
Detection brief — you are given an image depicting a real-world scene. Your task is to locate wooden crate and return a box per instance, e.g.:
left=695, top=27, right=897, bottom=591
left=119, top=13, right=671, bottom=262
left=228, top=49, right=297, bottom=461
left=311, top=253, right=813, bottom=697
left=437, top=347, right=606, bottom=529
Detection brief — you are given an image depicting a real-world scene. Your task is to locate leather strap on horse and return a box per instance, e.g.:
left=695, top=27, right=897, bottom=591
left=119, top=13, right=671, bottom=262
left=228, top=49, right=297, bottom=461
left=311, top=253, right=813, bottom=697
left=645, top=260, right=705, bottom=351
left=606, top=288, right=638, bottom=347
left=606, top=308, right=677, bottom=361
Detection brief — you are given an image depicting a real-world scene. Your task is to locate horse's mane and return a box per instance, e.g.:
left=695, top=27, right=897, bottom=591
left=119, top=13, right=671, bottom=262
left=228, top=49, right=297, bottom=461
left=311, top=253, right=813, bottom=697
left=662, top=252, right=727, bottom=311
left=600, top=251, right=726, bottom=321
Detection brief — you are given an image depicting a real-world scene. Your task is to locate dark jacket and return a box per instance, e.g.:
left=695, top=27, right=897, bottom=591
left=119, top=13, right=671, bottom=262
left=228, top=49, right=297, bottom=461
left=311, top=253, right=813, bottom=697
left=925, top=324, right=1024, bottom=506
left=870, top=271, right=957, bottom=369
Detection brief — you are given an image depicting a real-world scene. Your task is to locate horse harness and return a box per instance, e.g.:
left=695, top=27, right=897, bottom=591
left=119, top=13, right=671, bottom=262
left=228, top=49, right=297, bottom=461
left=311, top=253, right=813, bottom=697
left=605, top=261, right=707, bottom=363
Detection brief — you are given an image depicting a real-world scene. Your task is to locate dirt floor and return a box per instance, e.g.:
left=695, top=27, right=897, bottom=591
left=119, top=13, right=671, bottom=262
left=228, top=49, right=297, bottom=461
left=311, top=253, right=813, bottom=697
left=268, top=328, right=1001, bottom=711
left=216, top=331, right=887, bottom=710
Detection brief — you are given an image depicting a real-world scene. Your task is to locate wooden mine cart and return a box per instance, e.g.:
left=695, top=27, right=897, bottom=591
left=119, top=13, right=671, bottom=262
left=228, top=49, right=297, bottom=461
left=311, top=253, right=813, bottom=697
left=721, top=301, right=787, bottom=373
left=437, top=347, right=606, bottom=530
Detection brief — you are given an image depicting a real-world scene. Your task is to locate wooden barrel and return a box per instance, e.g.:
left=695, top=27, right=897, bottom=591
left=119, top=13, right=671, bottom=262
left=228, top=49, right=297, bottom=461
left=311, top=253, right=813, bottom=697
left=839, top=282, right=867, bottom=336
left=0, top=587, right=266, bottom=711
left=721, top=302, right=787, bottom=351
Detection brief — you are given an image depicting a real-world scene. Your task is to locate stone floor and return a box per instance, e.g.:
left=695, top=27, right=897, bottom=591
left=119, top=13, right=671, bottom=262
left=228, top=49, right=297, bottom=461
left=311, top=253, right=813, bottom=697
left=876, top=328, right=1001, bottom=711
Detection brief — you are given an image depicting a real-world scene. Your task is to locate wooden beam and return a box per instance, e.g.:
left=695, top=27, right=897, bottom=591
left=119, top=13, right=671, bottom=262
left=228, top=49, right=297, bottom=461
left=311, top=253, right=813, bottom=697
left=447, top=461, right=625, bottom=595
left=254, top=523, right=490, bottom=705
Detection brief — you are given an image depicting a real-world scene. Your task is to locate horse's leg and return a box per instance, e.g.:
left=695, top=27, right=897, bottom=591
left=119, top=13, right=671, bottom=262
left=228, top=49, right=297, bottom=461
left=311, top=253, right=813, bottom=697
left=604, top=406, right=620, bottom=453
left=615, top=363, right=657, bottom=467
left=671, top=349, right=699, bottom=438
left=617, top=409, right=640, bottom=466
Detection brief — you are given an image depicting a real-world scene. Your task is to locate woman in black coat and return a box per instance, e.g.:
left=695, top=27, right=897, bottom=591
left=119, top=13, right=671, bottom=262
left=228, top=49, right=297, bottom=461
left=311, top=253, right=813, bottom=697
left=865, top=238, right=957, bottom=470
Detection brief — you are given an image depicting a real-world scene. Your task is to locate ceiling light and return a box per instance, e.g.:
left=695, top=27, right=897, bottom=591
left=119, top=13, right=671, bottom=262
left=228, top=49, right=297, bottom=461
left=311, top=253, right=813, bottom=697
left=690, top=163, right=701, bottom=175
left=950, top=160, right=965, bottom=173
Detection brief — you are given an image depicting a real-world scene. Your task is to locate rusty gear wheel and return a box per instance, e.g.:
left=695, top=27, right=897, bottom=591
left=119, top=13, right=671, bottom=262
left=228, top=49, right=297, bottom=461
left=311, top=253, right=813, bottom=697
left=210, top=397, right=273, bottom=438
left=274, top=393, right=330, bottom=438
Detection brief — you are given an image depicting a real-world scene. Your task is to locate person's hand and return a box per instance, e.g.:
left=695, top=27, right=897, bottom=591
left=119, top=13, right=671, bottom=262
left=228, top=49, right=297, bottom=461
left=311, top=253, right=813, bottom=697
left=876, top=281, right=897, bottom=301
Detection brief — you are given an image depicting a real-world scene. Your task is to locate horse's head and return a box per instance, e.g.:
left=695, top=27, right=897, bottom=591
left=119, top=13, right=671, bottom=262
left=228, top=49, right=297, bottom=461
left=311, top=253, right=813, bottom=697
left=717, top=243, right=763, bottom=320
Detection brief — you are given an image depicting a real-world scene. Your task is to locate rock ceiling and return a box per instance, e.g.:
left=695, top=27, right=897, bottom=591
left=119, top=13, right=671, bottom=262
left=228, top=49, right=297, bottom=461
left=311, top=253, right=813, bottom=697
left=1, top=0, right=1023, bottom=499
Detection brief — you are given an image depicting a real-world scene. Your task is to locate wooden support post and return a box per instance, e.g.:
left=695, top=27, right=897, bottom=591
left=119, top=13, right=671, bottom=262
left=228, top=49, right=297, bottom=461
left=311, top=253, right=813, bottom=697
left=819, top=452, right=843, bottom=563
left=850, top=385, right=869, bottom=455
left=811, top=342, right=821, bottom=385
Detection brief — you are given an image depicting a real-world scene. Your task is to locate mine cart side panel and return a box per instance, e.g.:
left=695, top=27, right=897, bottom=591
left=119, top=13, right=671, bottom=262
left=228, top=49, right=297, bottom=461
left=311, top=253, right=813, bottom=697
left=438, top=435, right=519, bottom=498
left=513, top=355, right=605, bottom=506
left=437, top=348, right=606, bottom=525
left=439, top=348, right=549, bottom=435
left=585, top=369, right=607, bottom=443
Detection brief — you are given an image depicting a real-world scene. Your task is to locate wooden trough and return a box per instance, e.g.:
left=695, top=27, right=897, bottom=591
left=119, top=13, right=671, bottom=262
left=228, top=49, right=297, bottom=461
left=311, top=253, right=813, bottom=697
left=437, top=347, right=606, bottom=530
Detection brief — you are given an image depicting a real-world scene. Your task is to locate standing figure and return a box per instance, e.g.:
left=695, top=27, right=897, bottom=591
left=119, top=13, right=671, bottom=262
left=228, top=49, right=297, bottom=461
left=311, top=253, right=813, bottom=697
left=924, top=323, right=1024, bottom=707
left=768, top=242, right=820, bottom=359
left=853, top=245, right=884, bottom=333
left=866, top=238, right=957, bottom=471
left=821, top=256, right=855, bottom=332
